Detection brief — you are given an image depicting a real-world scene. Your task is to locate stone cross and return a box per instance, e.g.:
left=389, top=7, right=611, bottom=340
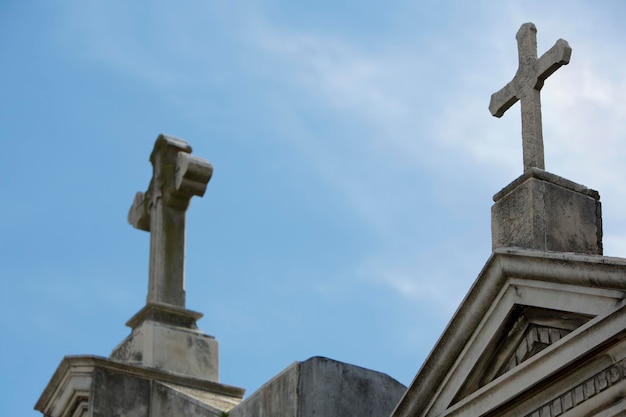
left=489, top=23, right=571, bottom=172
left=128, top=134, right=213, bottom=308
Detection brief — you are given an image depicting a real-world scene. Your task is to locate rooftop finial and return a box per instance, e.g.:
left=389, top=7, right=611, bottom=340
left=128, top=134, right=213, bottom=308
left=489, top=22, right=571, bottom=172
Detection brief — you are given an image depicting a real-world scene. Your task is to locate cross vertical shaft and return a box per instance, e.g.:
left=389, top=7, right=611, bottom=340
left=520, top=88, right=544, bottom=170
left=129, top=134, right=213, bottom=308
left=148, top=193, right=187, bottom=306
left=489, top=23, right=571, bottom=172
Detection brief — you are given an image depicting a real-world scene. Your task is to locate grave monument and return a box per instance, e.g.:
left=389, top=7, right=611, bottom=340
left=391, top=23, right=626, bottom=417
left=35, top=135, right=246, bottom=417
left=34, top=135, right=406, bottom=417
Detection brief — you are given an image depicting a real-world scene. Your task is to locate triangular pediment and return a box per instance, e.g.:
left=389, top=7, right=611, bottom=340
left=452, top=306, right=593, bottom=403
left=391, top=249, right=626, bottom=417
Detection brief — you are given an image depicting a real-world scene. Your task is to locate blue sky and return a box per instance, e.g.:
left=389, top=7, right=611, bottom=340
left=3, top=1, right=626, bottom=416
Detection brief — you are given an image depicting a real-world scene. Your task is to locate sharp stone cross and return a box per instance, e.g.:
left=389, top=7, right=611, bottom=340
left=489, top=22, right=571, bottom=172
left=128, top=134, right=213, bottom=308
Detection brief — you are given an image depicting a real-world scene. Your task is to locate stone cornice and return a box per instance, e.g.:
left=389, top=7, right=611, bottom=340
left=35, top=355, right=245, bottom=415
left=523, top=359, right=626, bottom=417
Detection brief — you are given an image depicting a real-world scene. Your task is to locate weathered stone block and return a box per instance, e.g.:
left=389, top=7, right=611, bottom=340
left=111, top=304, right=219, bottom=381
left=229, top=356, right=406, bottom=417
left=91, top=367, right=151, bottom=417
left=491, top=168, right=602, bottom=254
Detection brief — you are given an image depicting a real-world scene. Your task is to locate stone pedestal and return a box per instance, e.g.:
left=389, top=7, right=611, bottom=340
left=491, top=168, right=602, bottom=254
left=110, top=303, right=219, bottom=381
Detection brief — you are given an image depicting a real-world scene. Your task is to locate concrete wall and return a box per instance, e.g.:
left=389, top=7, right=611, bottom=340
left=230, top=356, right=406, bottom=417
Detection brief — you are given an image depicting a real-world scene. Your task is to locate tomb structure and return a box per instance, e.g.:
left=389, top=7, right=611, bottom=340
left=35, top=135, right=405, bottom=417
left=391, top=23, right=626, bottom=417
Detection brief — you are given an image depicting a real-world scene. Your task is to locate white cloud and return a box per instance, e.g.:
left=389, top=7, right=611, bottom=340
left=259, top=33, right=415, bottom=123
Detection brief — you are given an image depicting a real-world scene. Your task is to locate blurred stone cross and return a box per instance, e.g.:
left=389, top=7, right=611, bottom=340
left=489, top=22, right=571, bottom=172
left=128, top=134, right=213, bottom=308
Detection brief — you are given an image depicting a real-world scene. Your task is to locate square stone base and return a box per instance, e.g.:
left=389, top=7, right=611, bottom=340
left=110, top=303, right=219, bottom=381
left=491, top=168, right=602, bottom=255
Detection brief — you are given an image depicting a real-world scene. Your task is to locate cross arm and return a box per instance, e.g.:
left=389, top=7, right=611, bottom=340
left=128, top=135, right=213, bottom=230
left=128, top=190, right=151, bottom=231
left=535, top=39, right=571, bottom=89
left=489, top=82, right=519, bottom=118
left=167, top=152, right=213, bottom=210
